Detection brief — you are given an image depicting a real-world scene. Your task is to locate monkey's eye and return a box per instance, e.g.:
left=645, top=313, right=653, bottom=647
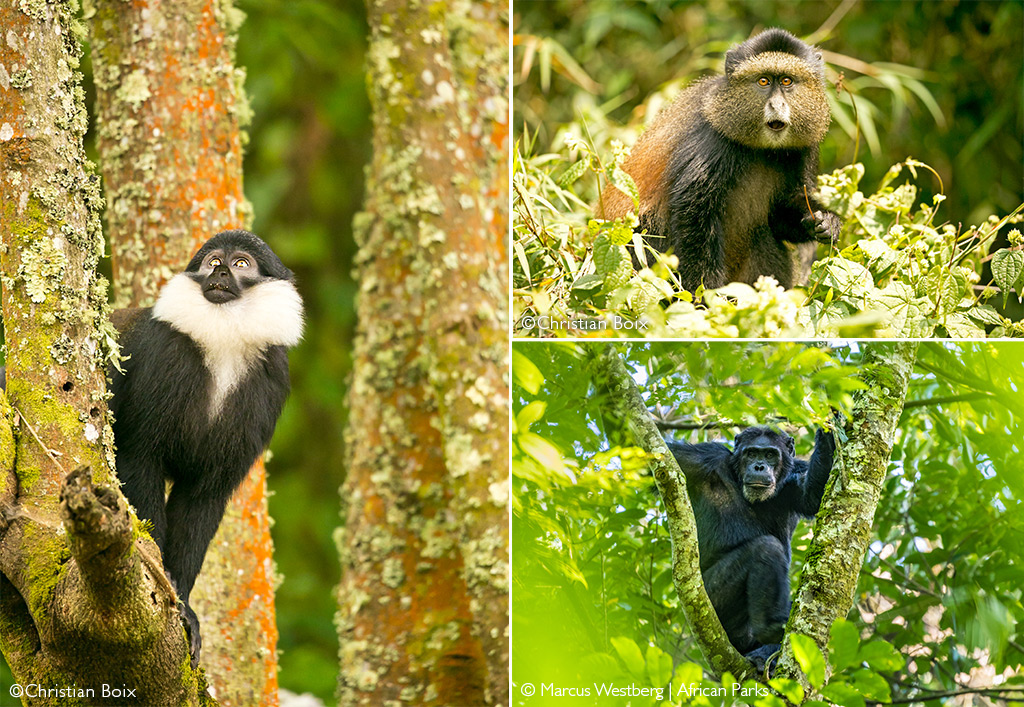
left=757, top=76, right=771, bottom=87
left=209, top=257, right=222, bottom=268
left=780, top=76, right=793, bottom=87
left=233, top=257, right=250, bottom=268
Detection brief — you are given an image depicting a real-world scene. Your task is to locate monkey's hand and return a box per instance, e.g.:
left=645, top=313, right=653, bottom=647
left=802, top=209, right=841, bottom=245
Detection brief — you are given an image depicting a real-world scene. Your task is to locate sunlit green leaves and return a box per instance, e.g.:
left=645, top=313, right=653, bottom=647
left=790, top=634, right=826, bottom=689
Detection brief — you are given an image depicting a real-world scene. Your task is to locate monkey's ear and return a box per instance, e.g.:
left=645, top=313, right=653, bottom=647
left=812, top=51, right=826, bottom=79
left=784, top=435, right=795, bottom=456
left=724, top=48, right=742, bottom=76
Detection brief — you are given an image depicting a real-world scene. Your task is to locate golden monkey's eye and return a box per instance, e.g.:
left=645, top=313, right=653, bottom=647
left=209, top=256, right=222, bottom=268
left=233, top=257, right=250, bottom=268
left=780, top=76, right=793, bottom=87
left=758, top=76, right=770, bottom=87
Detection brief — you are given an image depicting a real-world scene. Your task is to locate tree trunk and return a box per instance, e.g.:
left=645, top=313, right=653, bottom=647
left=775, top=341, right=919, bottom=687
left=336, top=1, right=509, bottom=704
left=88, top=1, right=276, bottom=703
left=0, top=2, right=212, bottom=704
left=586, top=345, right=755, bottom=680
left=87, top=0, right=252, bottom=308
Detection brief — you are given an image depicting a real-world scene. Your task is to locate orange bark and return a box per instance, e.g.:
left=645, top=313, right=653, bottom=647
left=338, top=0, right=509, bottom=704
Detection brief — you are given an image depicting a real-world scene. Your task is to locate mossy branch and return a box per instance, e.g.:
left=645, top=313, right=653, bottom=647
left=775, top=341, right=919, bottom=688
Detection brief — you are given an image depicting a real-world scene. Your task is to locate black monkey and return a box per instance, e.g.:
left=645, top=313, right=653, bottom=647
left=109, top=229, right=303, bottom=665
left=600, top=29, right=842, bottom=291
left=666, top=426, right=835, bottom=669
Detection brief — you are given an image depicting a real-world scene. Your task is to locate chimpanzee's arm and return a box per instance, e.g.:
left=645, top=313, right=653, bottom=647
left=797, top=428, right=836, bottom=516
left=664, top=439, right=732, bottom=480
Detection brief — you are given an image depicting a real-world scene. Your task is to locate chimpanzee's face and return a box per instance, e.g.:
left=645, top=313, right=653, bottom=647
left=733, top=427, right=795, bottom=503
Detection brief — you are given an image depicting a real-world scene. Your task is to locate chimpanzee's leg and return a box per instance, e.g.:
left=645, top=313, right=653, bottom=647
left=702, top=535, right=791, bottom=654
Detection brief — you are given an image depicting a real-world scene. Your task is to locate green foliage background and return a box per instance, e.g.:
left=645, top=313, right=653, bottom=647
left=512, top=341, right=1024, bottom=706
left=512, top=1, right=1024, bottom=338
left=235, top=2, right=368, bottom=698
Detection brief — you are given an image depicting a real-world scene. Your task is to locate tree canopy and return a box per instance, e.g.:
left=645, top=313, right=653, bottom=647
left=512, top=341, right=1024, bottom=705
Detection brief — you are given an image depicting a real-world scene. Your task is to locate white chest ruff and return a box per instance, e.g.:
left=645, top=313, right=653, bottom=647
left=152, top=273, right=304, bottom=417
left=204, top=348, right=258, bottom=417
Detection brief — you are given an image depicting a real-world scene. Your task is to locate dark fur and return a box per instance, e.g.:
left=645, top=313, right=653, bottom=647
left=655, top=129, right=829, bottom=289
left=109, top=230, right=300, bottom=666
left=667, top=426, right=835, bottom=669
left=602, top=28, right=841, bottom=291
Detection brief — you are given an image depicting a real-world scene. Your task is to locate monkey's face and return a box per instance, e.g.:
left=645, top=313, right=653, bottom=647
left=707, top=51, right=830, bottom=150
left=733, top=428, right=795, bottom=503
left=188, top=247, right=266, bottom=304
left=737, top=444, right=782, bottom=502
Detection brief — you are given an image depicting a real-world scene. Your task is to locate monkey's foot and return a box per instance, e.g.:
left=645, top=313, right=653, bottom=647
left=167, top=577, right=203, bottom=668
left=802, top=210, right=841, bottom=245
left=745, top=644, right=781, bottom=676
left=178, top=601, right=202, bottom=669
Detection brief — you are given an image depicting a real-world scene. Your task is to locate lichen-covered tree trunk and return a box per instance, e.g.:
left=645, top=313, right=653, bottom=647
left=0, top=2, right=211, bottom=704
left=337, top=1, right=509, bottom=704
left=88, top=1, right=277, bottom=703
left=586, top=345, right=755, bottom=680
left=87, top=0, right=252, bottom=308
left=776, top=341, right=919, bottom=687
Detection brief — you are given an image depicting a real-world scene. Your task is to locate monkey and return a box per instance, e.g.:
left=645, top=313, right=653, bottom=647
left=108, top=229, right=303, bottom=666
left=599, top=28, right=842, bottom=292
left=666, top=426, right=835, bottom=671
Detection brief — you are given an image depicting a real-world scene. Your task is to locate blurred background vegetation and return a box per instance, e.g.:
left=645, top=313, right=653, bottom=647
left=513, top=0, right=1024, bottom=227
left=232, top=1, right=367, bottom=698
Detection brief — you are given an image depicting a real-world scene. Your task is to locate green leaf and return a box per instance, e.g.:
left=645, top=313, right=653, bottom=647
left=673, top=661, right=703, bottom=687
left=511, top=350, right=544, bottom=395
left=790, top=634, right=826, bottom=689
left=515, top=401, right=546, bottom=431
left=849, top=668, right=892, bottom=702
left=857, top=238, right=899, bottom=273
left=606, top=220, right=636, bottom=247
left=557, top=158, right=589, bottom=188
left=517, top=433, right=570, bottom=480
left=645, top=644, right=673, bottom=686
left=819, top=258, right=875, bottom=299
left=858, top=640, right=904, bottom=672
left=610, top=166, right=639, bottom=207
left=571, top=273, right=604, bottom=296
left=829, top=619, right=862, bottom=672
left=768, top=677, right=805, bottom=704
left=967, top=304, right=1005, bottom=326
left=593, top=233, right=620, bottom=276
left=821, top=682, right=867, bottom=707
left=610, top=636, right=645, bottom=678
left=991, top=249, right=1024, bottom=302
left=943, top=312, right=986, bottom=338
left=603, top=259, right=633, bottom=292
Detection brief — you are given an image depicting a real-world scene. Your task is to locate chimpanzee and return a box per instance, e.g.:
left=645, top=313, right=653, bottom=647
left=666, top=426, right=835, bottom=669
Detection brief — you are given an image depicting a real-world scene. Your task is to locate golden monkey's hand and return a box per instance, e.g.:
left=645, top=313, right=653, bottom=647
left=802, top=210, right=841, bottom=246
